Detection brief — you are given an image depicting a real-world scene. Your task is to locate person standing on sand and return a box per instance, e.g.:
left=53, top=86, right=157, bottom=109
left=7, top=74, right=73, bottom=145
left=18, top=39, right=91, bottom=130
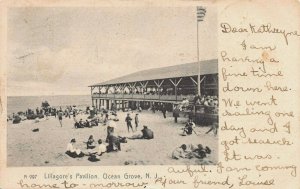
left=173, top=105, right=180, bottom=123
left=125, top=113, right=134, bottom=132
left=103, top=113, right=109, bottom=125
left=58, top=110, right=63, bottom=127
left=53, top=108, right=57, bottom=118
left=152, top=104, right=156, bottom=113
left=162, top=104, right=167, bottom=118
left=134, top=113, right=139, bottom=131
left=73, top=109, right=77, bottom=122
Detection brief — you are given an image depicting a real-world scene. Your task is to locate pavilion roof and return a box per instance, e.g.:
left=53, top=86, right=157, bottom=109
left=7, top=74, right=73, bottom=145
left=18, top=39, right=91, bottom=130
left=89, top=59, right=218, bottom=87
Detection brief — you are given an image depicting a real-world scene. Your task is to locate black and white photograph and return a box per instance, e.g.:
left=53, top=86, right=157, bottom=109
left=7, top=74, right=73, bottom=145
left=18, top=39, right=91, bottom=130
left=7, top=6, right=218, bottom=166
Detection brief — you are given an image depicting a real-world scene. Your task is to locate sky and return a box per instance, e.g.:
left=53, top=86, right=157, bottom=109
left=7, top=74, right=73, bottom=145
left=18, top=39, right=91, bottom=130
left=7, top=6, right=217, bottom=96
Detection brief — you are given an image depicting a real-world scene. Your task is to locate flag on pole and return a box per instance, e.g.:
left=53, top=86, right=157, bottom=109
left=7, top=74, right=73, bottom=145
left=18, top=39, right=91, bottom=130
left=197, top=6, right=206, bottom=22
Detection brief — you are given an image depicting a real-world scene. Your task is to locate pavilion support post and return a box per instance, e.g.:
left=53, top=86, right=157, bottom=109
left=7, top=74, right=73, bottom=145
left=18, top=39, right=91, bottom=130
left=190, top=76, right=205, bottom=95
left=104, top=86, right=108, bottom=94
left=139, top=81, right=148, bottom=94
left=154, top=79, right=164, bottom=98
left=113, top=100, right=116, bottom=110
left=111, top=100, right=114, bottom=110
left=90, top=87, right=94, bottom=106
left=175, top=84, right=177, bottom=100
left=120, top=84, right=125, bottom=98
left=90, top=86, right=94, bottom=96
left=169, top=78, right=182, bottom=101
left=98, top=86, right=102, bottom=96
left=106, top=100, right=109, bottom=110
left=128, top=82, right=136, bottom=95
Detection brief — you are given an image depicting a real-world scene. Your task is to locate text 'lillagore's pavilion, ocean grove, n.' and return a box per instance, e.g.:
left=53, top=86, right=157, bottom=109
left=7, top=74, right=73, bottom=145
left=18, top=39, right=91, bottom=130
left=89, top=59, right=218, bottom=122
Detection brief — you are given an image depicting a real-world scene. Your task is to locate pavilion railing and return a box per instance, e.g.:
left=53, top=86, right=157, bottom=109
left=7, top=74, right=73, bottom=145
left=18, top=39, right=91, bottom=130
left=123, top=94, right=133, bottom=99
left=92, top=93, right=194, bottom=102
left=160, top=95, right=176, bottom=101
left=114, top=94, right=123, bottom=99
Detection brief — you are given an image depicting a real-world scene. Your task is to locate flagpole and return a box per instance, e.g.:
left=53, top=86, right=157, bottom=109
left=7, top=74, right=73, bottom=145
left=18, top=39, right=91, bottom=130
left=195, top=6, right=205, bottom=121
left=197, top=17, right=200, bottom=96
left=196, top=6, right=206, bottom=96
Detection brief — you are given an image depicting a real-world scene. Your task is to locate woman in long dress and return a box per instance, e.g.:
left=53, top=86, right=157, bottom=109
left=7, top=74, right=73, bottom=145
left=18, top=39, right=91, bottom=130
left=66, top=138, right=84, bottom=158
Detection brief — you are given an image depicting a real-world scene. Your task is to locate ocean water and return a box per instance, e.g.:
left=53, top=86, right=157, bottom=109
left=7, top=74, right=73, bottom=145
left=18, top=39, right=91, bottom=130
left=7, top=95, right=91, bottom=115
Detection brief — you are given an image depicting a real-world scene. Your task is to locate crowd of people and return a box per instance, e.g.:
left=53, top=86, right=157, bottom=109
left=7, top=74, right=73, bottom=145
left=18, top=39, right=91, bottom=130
left=172, top=144, right=211, bottom=160
left=65, top=107, right=155, bottom=162
left=7, top=101, right=85, bottom=125
left=178, top=95, right=218, bottom=113
left=8, top=98, right=217, bottom=164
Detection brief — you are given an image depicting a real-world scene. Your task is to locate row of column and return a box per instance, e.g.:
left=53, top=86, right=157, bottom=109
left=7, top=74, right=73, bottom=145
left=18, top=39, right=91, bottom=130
left=91, top=98, right=173, bottom=111
left=92, top=99, right=129, bottom=110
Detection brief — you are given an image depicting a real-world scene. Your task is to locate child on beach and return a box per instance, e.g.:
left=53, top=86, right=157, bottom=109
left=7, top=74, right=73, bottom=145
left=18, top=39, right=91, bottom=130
left=103, top=113, right=109, bottom=125
left=86, top=135, right=96, bottom=149
left=182, top=120, right=197, bottom=136
left=97, top=139, right=106, bottom=156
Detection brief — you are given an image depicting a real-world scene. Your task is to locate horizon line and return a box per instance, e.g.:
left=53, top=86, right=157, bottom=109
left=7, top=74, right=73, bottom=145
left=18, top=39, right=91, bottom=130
left=7, top=94, right=90, bottom=97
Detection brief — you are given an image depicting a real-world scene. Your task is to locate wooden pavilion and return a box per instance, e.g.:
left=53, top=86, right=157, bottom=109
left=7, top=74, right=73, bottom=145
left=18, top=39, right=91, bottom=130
left=89, top=59, right=218, bottom=116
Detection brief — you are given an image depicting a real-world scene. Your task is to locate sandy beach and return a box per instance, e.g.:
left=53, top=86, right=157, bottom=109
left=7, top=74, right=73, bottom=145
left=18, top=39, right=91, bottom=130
left=7, top=110, right=218, bottom=166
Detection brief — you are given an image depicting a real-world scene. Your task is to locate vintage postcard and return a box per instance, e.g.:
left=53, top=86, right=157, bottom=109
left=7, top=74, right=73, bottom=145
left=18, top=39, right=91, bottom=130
left=0, top=0, right=299, bottom=189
